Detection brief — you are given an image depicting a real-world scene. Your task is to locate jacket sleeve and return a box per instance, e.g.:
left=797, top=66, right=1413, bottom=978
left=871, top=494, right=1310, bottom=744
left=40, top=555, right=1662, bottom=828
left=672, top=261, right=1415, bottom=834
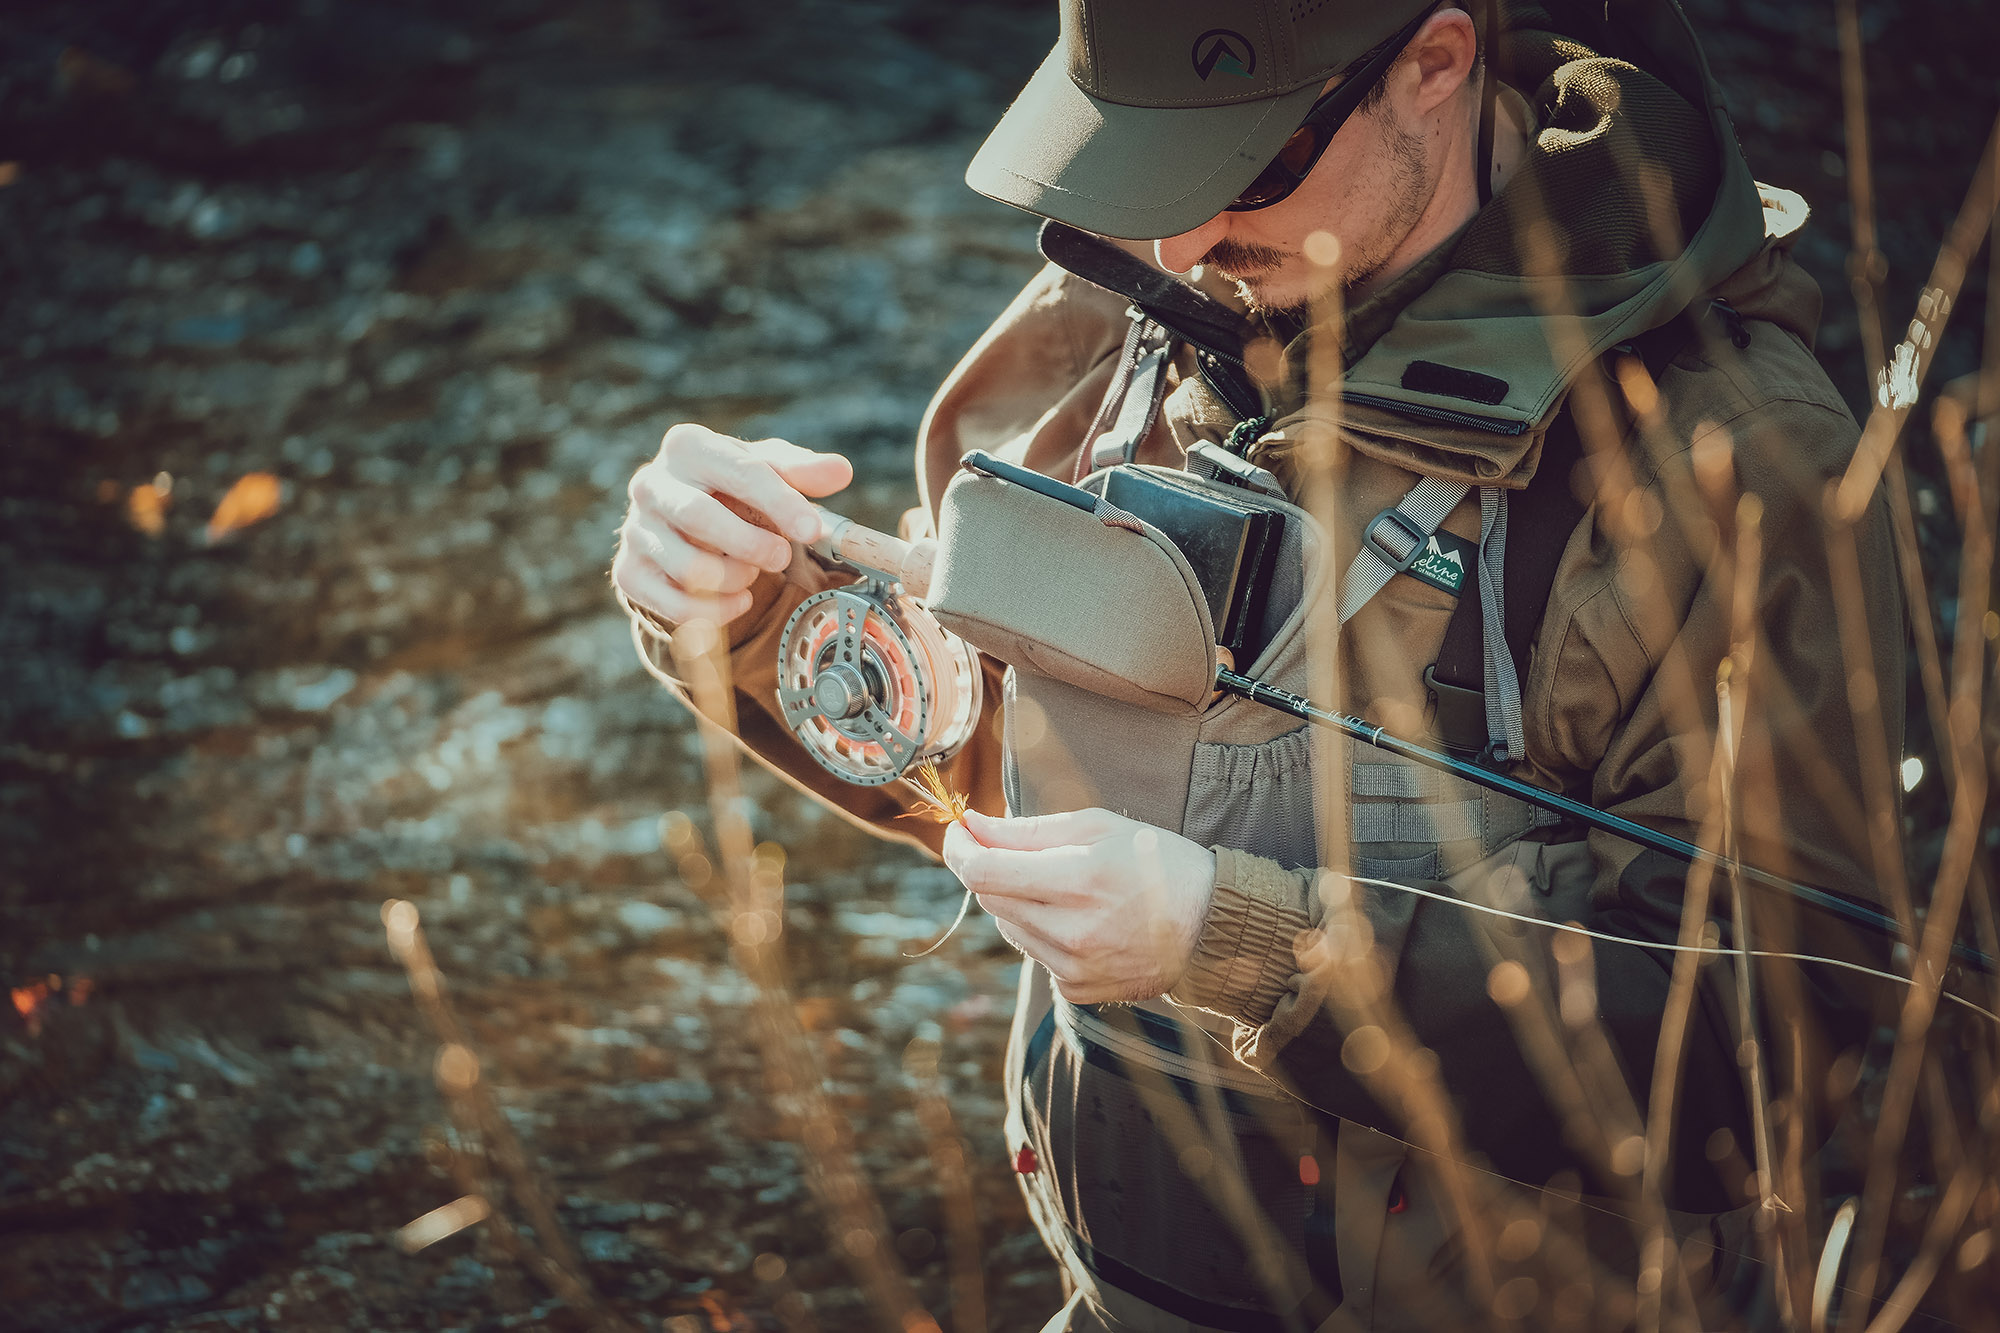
left=634, top=263, right=1135, bottom=857
left=1169, top=389, right=1906, bottom=1210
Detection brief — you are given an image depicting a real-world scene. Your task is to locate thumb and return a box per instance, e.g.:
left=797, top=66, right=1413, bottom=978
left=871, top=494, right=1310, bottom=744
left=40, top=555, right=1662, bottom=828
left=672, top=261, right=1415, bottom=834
left=960, top=806, right=1122, bottom=851
left=745, top=438, right=853, bottom=499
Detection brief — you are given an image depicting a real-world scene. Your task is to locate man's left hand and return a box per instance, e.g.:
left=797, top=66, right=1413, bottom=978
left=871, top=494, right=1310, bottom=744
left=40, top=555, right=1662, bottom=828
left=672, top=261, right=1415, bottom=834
left=942, top=808, right=1216, bottom=1005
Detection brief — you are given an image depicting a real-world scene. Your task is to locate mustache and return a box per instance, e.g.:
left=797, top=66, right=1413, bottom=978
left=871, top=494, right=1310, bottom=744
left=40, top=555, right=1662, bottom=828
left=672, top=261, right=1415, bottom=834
left=1199, top=239, right=1290, bottom=275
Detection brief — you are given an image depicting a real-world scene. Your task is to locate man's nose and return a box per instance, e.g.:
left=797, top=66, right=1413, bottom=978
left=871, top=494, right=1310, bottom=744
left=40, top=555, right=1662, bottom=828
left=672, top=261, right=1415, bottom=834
left=1154, top=214, right=1231, bottom=275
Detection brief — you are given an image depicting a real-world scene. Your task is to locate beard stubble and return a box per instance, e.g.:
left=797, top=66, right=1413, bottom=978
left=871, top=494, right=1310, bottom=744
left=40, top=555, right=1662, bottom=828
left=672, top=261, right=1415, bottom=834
left=1200, top=112, right=1434, bottom=323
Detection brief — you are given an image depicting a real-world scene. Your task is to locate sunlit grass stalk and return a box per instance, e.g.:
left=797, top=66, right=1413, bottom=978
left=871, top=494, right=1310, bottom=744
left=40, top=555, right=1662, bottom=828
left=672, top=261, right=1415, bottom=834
left=1833, top=109, right=2000, bottom=524
left=669, top=619, right=939, bottom=1333
left=901, top=1034, right=987, bottom=1333
left=1832, top=355, right=1999, bottom=1328
left=1835, top=0, right=1890, bottom=383
left=1638, top=491, right=1765, bottom=1333
left=1710, top=497, right=1814, bottom=1323
left=383, top=900, right=632, bottom=1329
left=1827, top=421, right=1992, bottom=1325
left=1297, top=246, right=1503, bottom=1307
left=1517, top=270, right=1724, bottom=1317
left=1837, top=0, right=1981, bottom=1015
left=1860, top=1164, right=1983, bottom=1333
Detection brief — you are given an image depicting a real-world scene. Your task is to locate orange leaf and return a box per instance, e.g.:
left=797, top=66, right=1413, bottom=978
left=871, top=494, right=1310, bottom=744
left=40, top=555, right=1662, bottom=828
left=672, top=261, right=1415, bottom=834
left=206, top=472, right=282, bottom=542
left=126, top=482, right=168, bottom=536
left=11, top=983, right=48, bottom=1037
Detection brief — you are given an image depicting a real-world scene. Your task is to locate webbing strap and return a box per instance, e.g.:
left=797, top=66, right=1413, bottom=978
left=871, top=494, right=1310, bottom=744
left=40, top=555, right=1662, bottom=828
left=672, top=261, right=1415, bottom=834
left=1337, top=477, right=1471, bottom=623
left=1427, top=400, right=1590, bottom=759
left=1350, top=799, right=1486, bottom=846
left=1079, top=313, right=1175, bottom=479
left=1351, top=761, right=1438, bottom=799
left=1477, top=488, right=1527, bottom=762
left=1353, top=849, right=1444, bottom=881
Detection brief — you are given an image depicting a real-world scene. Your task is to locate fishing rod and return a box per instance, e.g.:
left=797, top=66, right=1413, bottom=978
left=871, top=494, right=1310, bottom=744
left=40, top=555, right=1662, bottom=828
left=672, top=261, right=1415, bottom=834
left=742, top=489, right=1995, bottom=979
left=1215, top=666, right=1997, bottom=978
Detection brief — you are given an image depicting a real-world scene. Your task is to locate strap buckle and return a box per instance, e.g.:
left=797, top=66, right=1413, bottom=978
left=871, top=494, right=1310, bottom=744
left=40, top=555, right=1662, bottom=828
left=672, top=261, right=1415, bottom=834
left=1422, top=663, right=1489, bottom=756
left=1362, top=508, right=1428, bottom=572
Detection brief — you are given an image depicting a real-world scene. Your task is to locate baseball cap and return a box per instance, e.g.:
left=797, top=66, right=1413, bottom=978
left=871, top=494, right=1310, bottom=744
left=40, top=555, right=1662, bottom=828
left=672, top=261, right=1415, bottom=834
left=967, top=0, right=1433, bottom=240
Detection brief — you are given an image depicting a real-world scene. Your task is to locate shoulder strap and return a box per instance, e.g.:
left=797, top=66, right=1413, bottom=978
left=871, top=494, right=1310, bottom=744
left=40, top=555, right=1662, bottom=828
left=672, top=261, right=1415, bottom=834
left=1077, top=311, right=1176, bottom=480
left=1425, top=401, right=1588, bottom=754
left=1423, top=300, right=1715, bottom=755
left=1338, top=479, right=1474, bottom=624
left=1038, top=220, right=1265, bottom=420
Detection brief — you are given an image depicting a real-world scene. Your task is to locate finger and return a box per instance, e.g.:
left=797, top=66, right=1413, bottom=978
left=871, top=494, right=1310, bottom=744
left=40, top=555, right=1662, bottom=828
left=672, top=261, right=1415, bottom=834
left=979, top=900, right=1072, bottom=971
left=631, top=461, right=794, bottom=572
left=942, top=820, right=981, bottom=876
left=683, top=444, right=823, bottom=544
left=743, top=438, right=854, bottom=500
left=950, top=840, right=1086, bottom=903
left=655, top=488, right=794, bottom=573
left=944, top=820, right=1040, bottom=892
left=959, top=807, right=1125, bottom=852
left=621, top=520, right=764, bottom=596
left=611, top=547, right=752, bottom=626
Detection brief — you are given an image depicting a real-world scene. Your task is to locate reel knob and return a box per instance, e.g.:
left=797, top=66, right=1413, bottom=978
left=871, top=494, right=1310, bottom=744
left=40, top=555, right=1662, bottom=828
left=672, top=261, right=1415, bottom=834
left=811, top=662, right=872, bottom=720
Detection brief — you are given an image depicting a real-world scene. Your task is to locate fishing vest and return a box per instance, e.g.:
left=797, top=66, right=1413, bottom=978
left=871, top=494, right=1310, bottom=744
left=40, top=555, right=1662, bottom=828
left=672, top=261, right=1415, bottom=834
left=921, top=217, right=1746, bottom=1329
left=923, top=312, right=1581, bottom=1332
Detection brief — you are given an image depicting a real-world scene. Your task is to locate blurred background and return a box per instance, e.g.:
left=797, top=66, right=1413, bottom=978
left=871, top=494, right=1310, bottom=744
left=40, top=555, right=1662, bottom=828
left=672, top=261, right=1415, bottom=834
left=1, top=1, right=1994, bottom=1329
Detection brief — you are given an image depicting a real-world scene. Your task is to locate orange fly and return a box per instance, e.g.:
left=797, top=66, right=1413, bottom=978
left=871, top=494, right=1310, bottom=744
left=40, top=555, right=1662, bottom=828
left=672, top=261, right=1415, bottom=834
left=898, top=760, right=977, bottom=957
left=899, top=759, right=970, bottom=826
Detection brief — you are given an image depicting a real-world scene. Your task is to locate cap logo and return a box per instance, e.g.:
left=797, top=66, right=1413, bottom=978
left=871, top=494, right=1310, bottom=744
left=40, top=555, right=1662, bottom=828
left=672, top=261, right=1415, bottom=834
left=1191, top=29, right=1256, bottom=81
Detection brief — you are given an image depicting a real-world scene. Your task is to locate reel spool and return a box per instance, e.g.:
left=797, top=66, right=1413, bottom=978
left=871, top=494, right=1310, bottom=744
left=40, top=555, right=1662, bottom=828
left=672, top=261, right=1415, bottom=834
left=775, top=515, right=980, bottom=786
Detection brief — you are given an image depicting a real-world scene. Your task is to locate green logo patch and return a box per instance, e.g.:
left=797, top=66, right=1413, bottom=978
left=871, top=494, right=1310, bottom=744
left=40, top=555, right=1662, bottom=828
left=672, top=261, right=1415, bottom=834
left=1408, top=529, right=1476, bottom=596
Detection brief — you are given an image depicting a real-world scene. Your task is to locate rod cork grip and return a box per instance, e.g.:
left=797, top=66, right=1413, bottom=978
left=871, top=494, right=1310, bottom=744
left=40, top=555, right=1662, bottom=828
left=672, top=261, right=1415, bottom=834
left=810, top=508, right=935, bottom=597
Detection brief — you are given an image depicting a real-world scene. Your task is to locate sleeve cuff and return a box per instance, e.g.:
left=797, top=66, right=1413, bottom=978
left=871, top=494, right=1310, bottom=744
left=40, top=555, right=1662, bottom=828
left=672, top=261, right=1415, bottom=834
left=1169, top=846, right=1314, bottom=1027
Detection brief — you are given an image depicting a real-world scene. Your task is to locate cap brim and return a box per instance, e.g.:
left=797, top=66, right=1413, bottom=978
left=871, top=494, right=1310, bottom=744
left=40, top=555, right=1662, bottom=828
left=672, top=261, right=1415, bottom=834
left=967, top=45, right=1328, bottom=241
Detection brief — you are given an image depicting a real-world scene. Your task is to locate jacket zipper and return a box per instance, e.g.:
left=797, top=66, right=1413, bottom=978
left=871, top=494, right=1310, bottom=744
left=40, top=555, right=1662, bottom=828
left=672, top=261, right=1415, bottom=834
left=1341, top=391, right=1529, bottom=436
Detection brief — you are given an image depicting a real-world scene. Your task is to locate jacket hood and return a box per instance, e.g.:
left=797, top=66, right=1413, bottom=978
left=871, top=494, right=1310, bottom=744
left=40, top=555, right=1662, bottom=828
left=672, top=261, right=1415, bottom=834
left=1268, top=0, right=1774, bottom=485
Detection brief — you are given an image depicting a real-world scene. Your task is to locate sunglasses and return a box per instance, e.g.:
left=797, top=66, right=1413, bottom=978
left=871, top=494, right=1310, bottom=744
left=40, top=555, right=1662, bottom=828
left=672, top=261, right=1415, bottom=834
left=1226, top=4, right=1440, bottom=212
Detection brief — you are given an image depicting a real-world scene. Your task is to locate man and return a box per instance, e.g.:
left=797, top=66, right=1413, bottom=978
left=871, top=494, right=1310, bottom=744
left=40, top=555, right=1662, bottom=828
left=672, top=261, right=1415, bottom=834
left=615, top=0, right=1904, bottom=1327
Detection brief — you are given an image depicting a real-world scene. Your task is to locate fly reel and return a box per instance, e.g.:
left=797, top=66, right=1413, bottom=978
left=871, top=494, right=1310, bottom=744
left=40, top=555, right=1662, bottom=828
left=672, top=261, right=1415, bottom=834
left=775, top=511, right=981, bottom=786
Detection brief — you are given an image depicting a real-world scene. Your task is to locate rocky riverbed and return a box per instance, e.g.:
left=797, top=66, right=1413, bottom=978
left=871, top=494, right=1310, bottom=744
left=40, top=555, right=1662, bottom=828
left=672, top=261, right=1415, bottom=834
left=1, top=1, right=1993, bottom=1330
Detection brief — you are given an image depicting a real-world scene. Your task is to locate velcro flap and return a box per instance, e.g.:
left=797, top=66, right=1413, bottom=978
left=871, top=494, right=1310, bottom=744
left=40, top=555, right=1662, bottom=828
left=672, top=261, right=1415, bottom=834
left=927, top=470, right=1216, bottom=713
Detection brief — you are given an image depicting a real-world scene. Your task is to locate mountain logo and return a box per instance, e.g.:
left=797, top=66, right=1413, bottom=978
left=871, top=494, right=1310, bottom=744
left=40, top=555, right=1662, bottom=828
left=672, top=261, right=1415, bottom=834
left=1191, top=29, right=1256, bottom=80
left=1410, top=534, right=1469, bottom=594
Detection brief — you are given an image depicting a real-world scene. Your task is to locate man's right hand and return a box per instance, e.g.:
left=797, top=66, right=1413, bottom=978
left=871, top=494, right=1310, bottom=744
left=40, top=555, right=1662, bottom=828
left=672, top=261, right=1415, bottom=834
left=613, top=425, right=854, bottom=629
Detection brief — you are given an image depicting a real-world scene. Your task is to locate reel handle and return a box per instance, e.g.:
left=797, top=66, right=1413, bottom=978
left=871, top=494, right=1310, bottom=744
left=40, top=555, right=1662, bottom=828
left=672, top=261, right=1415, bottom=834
left=809, top=506, right=934, bottom=597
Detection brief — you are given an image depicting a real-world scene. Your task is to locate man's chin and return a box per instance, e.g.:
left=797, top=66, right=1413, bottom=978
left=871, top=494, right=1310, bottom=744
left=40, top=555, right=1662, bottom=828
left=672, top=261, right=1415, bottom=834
left=1234, top=278, right=1310, bottom=321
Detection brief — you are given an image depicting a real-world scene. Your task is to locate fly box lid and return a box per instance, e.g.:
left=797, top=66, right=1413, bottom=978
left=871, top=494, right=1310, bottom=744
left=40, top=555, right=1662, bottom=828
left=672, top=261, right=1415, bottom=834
left=1101, top=466, right=1281, bottom=662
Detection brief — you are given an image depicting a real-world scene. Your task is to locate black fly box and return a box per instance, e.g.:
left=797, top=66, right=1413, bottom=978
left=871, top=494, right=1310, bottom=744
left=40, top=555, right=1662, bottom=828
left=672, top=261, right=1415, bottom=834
left=1102, top=466, right=1281, bottom=662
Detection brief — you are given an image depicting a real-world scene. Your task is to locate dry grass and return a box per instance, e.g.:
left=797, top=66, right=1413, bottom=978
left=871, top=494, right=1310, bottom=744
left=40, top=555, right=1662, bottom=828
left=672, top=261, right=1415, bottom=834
left=386, top=37, right=2000, bottom=1333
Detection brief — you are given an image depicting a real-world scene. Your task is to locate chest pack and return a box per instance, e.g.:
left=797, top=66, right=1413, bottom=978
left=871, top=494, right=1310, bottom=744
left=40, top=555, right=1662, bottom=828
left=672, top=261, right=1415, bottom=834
left=921, top=337, right=1568, bottom=1332
left=916, top=227, right=1738, bottom=1328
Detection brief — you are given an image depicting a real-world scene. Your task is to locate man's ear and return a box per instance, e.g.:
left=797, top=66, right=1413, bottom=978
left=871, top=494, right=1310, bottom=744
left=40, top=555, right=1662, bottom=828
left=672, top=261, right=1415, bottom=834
left=1401, top=8, right=1479, bottom=116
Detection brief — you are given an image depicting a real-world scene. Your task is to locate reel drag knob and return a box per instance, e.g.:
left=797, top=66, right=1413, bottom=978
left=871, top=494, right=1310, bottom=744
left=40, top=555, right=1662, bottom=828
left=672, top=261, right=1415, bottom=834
left=810, top=663, right=873, bottom=720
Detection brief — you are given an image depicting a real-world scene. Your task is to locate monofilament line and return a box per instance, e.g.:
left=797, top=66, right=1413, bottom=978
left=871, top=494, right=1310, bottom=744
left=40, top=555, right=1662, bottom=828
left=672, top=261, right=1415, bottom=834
left=1344, top=874, right=2000, bottom=1027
